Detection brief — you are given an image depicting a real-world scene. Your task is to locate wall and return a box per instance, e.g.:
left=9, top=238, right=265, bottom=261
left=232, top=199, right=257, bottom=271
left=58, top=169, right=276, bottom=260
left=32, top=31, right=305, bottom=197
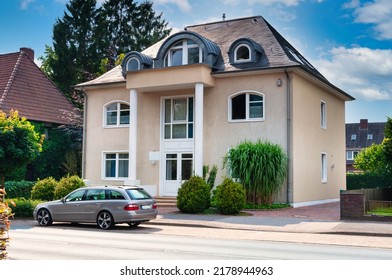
left=291, top=72, right=346, bottom=206
left=84, top=85, right=129, bottom=185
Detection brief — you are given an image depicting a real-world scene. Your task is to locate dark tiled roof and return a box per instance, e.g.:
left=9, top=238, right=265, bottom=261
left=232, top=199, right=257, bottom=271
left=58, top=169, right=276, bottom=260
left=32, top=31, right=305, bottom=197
left=346, top=122, right=386, bottom=149
left=0, top=49, right=77, bottom=125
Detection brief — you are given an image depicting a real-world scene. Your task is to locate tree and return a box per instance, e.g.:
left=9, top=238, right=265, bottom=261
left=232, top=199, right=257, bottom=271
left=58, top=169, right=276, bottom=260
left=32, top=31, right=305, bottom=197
left=0, top=110, right=44, bottom=199
left=97, top=0, right=171, bottom=72
left=224, top=140, right=287, bottom=204
left=384, top=117, right=392, bottom=164
left=40, top=0, right=171, bottom=106
left=354, top=141, right=391, bottom=174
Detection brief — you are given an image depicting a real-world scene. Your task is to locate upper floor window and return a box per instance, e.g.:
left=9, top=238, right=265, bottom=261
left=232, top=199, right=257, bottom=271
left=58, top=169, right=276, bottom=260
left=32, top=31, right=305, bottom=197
left=126, top=57, right=140, bottom=71
left=164, top=39, right=203, bottom=67
left=234, top=44, right=251, bottom=62
left=320, top=101, right=327, bottom=129
left=321, top=153, right=327, bottom=183
left=346, top=150, right=359, bottom=160
left=105, top=102, right=130, bottom=127
left=351, top=134, right=357, bottom=140
left=164, top=97, right=194, bottom=139
left=229, top=91, right=264, bottom=122
left=367, top=134, right=373, bottom=140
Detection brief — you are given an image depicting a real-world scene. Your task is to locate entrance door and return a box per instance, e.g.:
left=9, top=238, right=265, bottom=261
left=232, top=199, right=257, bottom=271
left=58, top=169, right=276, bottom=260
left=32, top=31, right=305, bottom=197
left=163, top=153, right=193, bottom=196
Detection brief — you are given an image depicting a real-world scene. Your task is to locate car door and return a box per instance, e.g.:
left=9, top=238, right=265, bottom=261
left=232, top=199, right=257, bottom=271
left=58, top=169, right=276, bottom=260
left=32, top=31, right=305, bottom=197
left=79, top=188, right=106, bottom=222
left=50, top=189, right=86, bottom=222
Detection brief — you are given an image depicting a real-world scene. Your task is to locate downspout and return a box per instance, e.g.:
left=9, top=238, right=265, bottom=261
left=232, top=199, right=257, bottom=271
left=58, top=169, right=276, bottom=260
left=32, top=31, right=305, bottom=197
left=82, top=88, right=87, bottom=180
left=284, top=69, right=292, bottom=205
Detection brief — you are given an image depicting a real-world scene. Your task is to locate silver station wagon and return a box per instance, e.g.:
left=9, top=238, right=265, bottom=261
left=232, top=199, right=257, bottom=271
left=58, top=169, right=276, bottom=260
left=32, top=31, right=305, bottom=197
left=33, top=186, right=157, bottom=229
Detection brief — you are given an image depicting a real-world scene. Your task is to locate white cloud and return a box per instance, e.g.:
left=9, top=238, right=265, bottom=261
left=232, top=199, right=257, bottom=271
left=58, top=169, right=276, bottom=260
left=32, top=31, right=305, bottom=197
left=20, top=0, right=34, bottom=10
left=248, top=0, right=302, bottom=6
left=345, top=0, right=392, bottom=40
left=154, top=0, right=192, bottom=13
left=315, top=47, right=392, bottom=101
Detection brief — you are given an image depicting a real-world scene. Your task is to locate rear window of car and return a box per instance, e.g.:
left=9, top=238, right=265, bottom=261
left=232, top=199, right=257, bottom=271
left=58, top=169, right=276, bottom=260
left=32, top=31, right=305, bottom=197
left=125, top=189, right=152, bottom=200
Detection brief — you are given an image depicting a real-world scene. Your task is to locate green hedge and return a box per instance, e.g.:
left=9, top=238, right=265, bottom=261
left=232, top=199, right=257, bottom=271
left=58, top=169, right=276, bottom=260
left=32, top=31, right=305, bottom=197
left=347, top=173, right=392, bottom=190
left=5, top=181, right=35, bottom=199
left=6, top=198, right=42, bottom=218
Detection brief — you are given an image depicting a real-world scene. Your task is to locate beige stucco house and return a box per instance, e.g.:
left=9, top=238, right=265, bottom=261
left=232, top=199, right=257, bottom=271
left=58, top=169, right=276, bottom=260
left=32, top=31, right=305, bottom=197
left=76, top=16, right=354, bottom=207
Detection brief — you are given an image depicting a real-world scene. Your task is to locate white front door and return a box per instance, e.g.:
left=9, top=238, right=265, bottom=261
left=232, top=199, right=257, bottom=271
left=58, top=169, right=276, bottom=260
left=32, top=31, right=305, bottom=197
left=161, top=96, right=194, bottom=196
left=163, top=152, right=193, bottom=196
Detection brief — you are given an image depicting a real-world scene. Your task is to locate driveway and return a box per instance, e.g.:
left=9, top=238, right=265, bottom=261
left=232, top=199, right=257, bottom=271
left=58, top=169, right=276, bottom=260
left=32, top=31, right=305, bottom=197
left=158, top=202, right=340, bottom=221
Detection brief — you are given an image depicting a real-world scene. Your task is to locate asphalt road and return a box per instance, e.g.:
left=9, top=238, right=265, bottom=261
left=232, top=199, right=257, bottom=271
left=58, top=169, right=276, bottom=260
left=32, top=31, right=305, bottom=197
left=6, top=220, right=392, bottom=260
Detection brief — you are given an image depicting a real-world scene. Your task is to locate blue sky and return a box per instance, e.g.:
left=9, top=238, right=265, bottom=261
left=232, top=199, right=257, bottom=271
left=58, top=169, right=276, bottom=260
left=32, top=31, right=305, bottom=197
left=1, top=0, right=391, bottom=123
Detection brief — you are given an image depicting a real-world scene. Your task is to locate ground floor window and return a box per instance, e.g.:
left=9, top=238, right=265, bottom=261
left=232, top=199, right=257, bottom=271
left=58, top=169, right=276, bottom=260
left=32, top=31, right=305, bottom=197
left=104, top=152, right=129, bottom=179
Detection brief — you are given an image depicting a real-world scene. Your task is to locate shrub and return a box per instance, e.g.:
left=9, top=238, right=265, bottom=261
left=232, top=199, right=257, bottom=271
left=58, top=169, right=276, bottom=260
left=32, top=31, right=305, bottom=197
left=54, top=175, right=85, bottom=199
left=215, top=178, right=246, bottom=215
left=177, top=176, right=210, bottom=214
left=6, top=198, right=42, bottom=218
left=347, top=173, right=392, bottom=190
left=5, top=181, right=35, bottom=199
left=31, top=177, right=57, bottom=201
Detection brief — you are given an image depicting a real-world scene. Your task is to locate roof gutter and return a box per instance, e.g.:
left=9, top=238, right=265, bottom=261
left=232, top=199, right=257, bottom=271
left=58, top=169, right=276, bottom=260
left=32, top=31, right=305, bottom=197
left=285, top=68, right=292, bottom=205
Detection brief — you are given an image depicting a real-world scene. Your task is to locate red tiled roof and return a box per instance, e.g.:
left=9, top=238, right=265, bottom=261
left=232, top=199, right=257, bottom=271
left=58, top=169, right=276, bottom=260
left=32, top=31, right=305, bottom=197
left=0, top=48, right=77, bottom=125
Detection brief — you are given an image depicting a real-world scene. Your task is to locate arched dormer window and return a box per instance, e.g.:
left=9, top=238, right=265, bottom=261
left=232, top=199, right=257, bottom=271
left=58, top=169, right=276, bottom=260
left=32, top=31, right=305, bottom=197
left=228, top=91, right=264, bottom=122
left=228, top=38, right=263, bottom=65
left=121, top=51, right=153, bottom=76
left=104, top=101, right=130, bottom=127
left=234, top=44, right=251, bottom=62
left=154, top=31, right=222, bottom=70
left=164, top=39, right=203, bottom=67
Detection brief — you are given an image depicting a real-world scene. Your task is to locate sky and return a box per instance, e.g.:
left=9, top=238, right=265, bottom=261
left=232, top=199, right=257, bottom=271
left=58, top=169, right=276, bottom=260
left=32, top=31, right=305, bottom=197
left=0, top=0, right=391, bottom=123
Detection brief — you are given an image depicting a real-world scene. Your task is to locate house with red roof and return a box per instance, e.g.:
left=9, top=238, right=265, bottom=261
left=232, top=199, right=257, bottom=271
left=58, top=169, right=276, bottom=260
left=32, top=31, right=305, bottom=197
left=0, top=47, right=80, bottom=180
left=0, top=47, right=76, bottom=125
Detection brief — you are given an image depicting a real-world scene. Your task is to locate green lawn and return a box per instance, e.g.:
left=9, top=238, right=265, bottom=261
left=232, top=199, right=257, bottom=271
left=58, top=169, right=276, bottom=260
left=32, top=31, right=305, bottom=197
left=368, top=207, right=392, bottom=216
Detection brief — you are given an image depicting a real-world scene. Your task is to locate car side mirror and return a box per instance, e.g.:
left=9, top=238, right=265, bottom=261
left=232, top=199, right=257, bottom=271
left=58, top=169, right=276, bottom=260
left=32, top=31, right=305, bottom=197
left=61, top=197, right=65, bottom=203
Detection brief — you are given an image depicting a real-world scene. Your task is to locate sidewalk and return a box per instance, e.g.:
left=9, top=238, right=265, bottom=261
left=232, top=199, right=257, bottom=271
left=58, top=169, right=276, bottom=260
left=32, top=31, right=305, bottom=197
left=152, top=202, right=392, bottom=237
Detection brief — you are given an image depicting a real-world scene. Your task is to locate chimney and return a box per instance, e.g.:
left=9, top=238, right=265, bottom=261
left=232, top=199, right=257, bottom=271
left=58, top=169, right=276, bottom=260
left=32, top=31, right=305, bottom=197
left=20, top=47, right=34, bottom=60
left=360, top=119, right=368, bottom=129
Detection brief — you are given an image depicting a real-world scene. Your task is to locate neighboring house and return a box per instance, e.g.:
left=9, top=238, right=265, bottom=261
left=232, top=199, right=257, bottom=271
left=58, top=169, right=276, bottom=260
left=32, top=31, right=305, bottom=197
left=0, top=47, right=76, bottom=126
left=0, top=47, right=80, bottom=179
left=346, top=119, right=386, bottom=172
left=76, top=16, right=354, bottom=207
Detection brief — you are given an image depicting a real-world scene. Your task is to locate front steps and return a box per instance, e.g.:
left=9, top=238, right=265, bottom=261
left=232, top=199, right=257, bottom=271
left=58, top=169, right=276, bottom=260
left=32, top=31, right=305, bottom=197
left=154, top=196, right=177, bottom=207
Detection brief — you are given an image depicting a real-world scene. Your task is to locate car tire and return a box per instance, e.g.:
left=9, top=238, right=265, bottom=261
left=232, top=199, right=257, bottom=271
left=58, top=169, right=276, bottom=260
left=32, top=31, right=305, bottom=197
left=97, top=211, right=114, bottom=230
left=37, top=208, right=53, bottom=226
left=127, top=222, right=140, bottom=228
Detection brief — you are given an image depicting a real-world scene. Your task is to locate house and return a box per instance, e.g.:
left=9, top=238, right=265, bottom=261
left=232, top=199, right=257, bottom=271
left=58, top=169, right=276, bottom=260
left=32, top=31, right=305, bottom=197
left=76, top=16, right=354, bottom=207
left=0, top=47, right=76, bottom=126
left=346, top=119, right=386, bottom=172
left=0, top=47, right=80, bottom=179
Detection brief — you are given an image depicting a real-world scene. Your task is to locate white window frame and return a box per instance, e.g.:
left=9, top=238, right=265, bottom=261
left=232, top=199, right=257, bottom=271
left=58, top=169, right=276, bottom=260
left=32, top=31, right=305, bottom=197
left=234, top=43, right=251, bottom=63
left=346, top=150, right=360, bottom=160
left=351, top=134, right=357, bottom=140
left=103, top=101, right=130, bottom=128
left=320, top=101, right=327, bottom=129
left=126, top=57, right=140, bottom=71
left=102, top=151, right=129, bottom=180
left=162, top=96, right=194, bottom=140
left=164, top=39, right=202, bottom=67
left=228, top=90, right=265, bottom=122
left=321, top=152, right=327, bottom=183
left=367, top=134, right=373, bottom=140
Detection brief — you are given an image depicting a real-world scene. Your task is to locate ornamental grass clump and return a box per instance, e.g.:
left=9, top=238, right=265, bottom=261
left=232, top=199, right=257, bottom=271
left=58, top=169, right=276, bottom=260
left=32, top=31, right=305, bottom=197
left=224, top=139, right=287, bottom=204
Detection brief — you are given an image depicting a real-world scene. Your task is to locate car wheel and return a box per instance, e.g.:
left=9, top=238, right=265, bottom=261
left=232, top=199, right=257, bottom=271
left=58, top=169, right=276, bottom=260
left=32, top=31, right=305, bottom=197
left=127, top=222, right=140, bottom=228
left=37, top=208, right=53, bottom=226
left=97, top=211, right=114, bottom=230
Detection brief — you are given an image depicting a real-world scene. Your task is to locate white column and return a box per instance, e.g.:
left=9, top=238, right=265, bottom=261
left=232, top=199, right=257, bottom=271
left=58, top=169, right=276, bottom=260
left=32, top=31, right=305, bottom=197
left=129, top=89, right=138, bottom=183
left=194, top=83, right=204, bottom=176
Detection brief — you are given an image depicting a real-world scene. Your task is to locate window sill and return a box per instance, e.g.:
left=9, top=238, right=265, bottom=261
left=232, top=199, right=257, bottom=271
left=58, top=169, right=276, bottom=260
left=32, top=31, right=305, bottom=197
left=228, top=118, right=265, bottom=123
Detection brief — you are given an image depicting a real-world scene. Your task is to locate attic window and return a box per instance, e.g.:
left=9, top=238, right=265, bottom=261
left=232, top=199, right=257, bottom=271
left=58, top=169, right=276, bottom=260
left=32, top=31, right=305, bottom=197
left=164, top=39, right=203, bottom=67
left=351, top=134, right=357, bottom=140
left=127, top=58, right=140, bottom=71
left=234, top=44, right=251, bottom=62
left=368, top=134, right=373, bottom=140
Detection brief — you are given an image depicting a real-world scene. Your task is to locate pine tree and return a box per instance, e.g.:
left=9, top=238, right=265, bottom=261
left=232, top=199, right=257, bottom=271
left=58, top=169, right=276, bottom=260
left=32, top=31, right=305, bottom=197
left=384, top=117, right=392, bottom=165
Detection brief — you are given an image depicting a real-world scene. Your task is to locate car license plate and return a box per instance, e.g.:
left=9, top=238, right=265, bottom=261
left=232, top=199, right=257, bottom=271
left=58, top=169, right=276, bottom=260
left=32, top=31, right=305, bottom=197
left=141, top=205, right=151, bottom=210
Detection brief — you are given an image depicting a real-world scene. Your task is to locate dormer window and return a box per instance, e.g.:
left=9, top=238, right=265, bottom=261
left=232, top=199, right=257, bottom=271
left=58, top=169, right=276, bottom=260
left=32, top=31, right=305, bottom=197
left=127, top=57, right=140, bottom=71
left=164, top=39, right=203, bottom=67
left=234, top=44, right=251, bottom=62
left=228, top=38, right=263, bottom=65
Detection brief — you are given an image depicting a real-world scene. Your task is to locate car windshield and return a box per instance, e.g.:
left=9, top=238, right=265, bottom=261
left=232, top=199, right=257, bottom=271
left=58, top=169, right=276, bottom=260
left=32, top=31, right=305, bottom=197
left=126, top=188, right=152, bottom=200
